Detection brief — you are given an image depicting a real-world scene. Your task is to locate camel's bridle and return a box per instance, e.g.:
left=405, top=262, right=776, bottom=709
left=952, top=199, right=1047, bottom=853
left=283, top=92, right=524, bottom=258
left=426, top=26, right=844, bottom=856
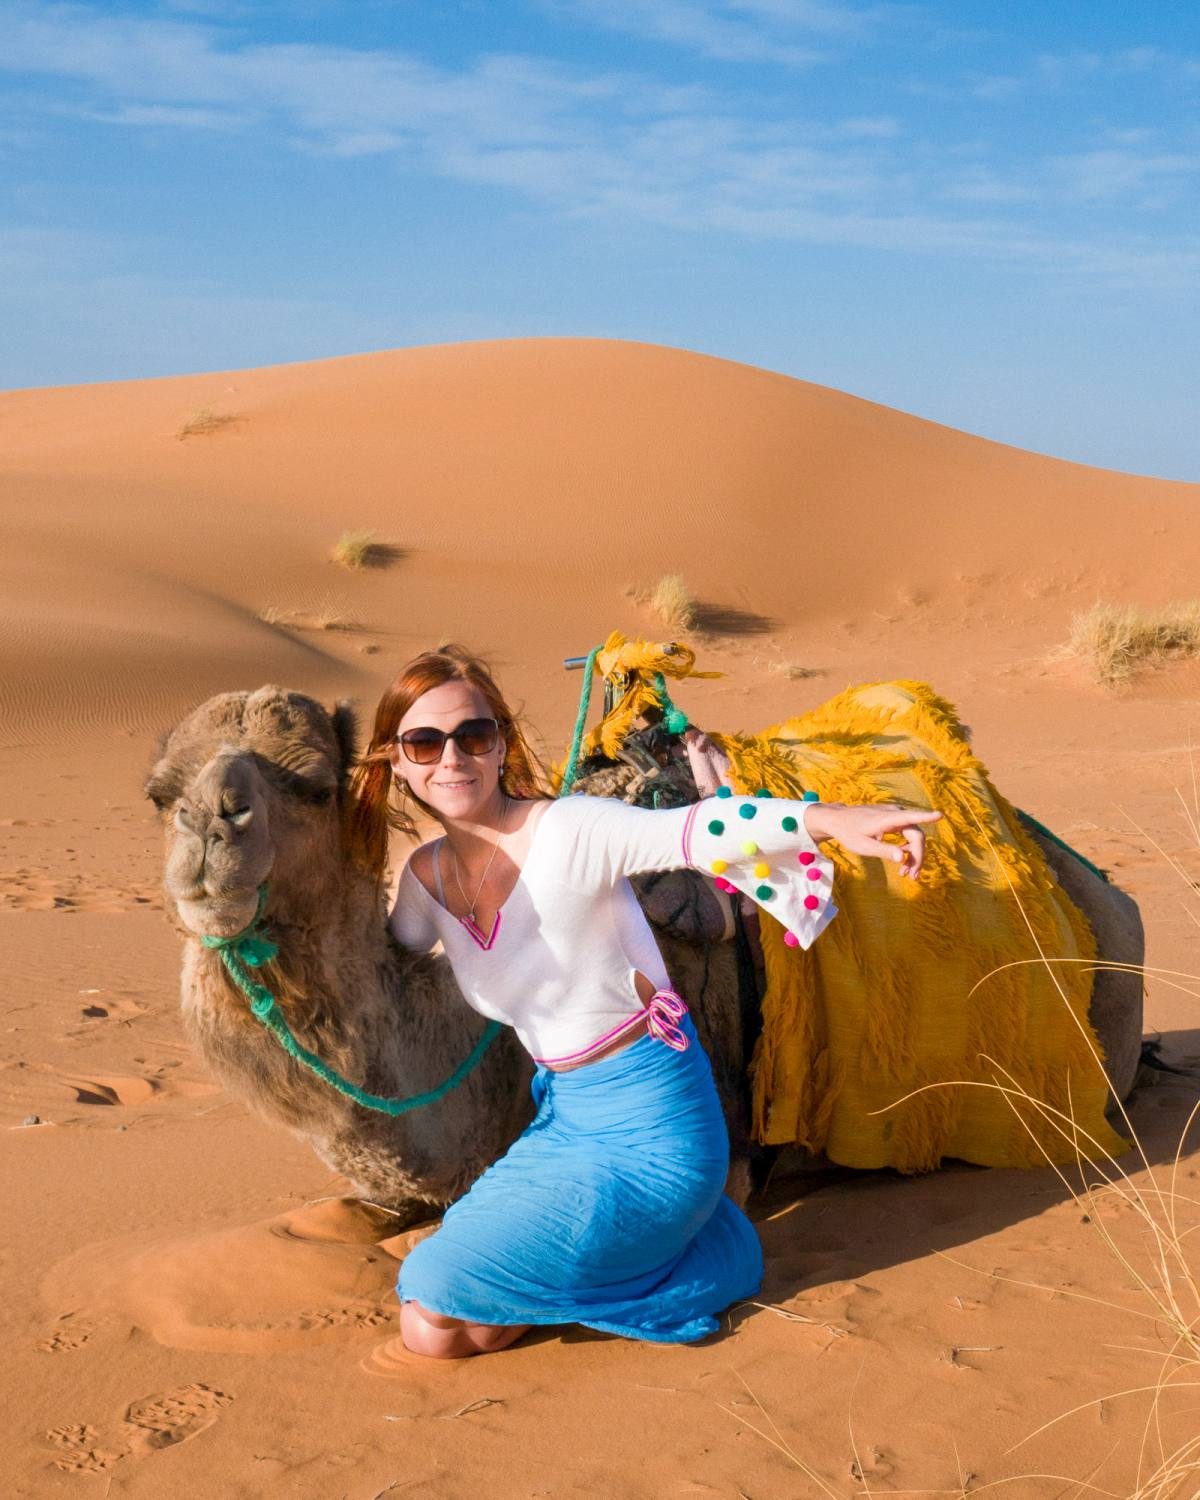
left=199, top=883, right=501, bottom=1115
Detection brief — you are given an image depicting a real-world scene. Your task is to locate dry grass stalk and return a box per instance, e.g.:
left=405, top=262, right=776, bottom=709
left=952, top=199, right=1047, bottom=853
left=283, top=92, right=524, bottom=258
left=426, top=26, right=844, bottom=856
left=769, top=660, right=819, bottom=680
left=331, top=531, right=378, bottom=570
left=176, top=407, right=237, bottom=440
left=258, top=597, right=363, bottom=632
left=1065, top=602, right=1200, bottom=686
left=628, top=574, right=698, bottom=631
left=912, top=770, right=1200, bottom=1496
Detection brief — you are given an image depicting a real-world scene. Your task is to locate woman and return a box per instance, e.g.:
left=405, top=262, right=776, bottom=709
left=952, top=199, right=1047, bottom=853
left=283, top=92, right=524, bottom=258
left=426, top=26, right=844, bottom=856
left=352, top=644, right=940, bottom=1359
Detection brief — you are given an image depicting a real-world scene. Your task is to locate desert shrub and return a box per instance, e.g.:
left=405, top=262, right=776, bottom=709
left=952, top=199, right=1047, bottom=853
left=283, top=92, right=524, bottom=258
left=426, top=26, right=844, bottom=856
left=1065, top=601, right=1200, bottom=685
left=626, top=574, right=698, bottom=632
left=176, top=407, right=237, bottom=440
left=258, top=597, right=362, bottom=632
left=331, top=531, right=377, bottom=570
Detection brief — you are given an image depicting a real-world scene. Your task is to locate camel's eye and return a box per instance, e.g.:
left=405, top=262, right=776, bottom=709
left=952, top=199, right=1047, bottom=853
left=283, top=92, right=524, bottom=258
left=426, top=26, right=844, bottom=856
left=145, top=777, right=179, bottom=812
left=229, top=807, right=254, bottom=829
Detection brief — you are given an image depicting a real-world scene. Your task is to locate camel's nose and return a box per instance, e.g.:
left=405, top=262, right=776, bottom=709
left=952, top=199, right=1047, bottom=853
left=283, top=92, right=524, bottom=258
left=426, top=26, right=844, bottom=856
left=176, top=757, right=259, bottom=853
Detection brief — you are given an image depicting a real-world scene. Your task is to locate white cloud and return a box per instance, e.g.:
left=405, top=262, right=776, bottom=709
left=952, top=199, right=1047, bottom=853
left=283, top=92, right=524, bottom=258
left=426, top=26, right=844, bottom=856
left=1, top=1, right=1196, bottom=290
left=1051, top=148, right=1198, bottom=203
left=540, top=0, right=878, bottom=66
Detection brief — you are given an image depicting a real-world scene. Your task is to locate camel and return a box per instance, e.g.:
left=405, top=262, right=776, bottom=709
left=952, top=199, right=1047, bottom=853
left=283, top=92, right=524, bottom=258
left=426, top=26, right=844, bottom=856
left=146, top=685, right=1144, bottom=1226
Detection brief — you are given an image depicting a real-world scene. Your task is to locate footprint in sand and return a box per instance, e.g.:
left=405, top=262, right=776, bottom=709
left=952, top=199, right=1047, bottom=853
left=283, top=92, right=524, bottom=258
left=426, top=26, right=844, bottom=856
left=45, top=1424, right=123, bottom=1474
left=35, top=1067, right=220, bottom=1108
left=121, top=1383, right=233, bottom=1453
left=44, top=1198, right=409, bottom=1354
left=45, top=1386, right=233, bottom=1473
left=37, top=1321, right=92, bottom=1353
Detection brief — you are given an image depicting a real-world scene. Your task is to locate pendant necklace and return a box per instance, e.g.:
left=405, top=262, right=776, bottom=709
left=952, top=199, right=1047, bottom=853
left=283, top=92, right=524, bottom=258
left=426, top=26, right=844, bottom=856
left=451, top=796, right=511, bottom=951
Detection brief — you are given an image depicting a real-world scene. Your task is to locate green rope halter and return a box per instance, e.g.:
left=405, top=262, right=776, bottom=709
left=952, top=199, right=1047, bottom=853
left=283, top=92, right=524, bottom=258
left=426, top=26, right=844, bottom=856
left=200, top=885, right=501, bottom=1115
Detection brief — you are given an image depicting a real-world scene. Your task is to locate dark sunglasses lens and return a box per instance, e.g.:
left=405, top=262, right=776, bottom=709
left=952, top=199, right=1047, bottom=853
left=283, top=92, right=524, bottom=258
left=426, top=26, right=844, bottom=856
left=400, top=730, right=445, bottom=764
left=456, top=719, right=499, bottom=755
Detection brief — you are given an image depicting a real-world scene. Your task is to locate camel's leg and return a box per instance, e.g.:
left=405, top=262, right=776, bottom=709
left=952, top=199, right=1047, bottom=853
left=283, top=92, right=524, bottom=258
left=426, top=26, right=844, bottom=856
left=400, top=1301, right=531, bottom=1358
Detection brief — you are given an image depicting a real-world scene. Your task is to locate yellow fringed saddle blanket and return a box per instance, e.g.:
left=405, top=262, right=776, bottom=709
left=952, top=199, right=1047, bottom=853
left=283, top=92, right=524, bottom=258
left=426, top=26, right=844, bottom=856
left=715, top=680, right=1128, bottom=1172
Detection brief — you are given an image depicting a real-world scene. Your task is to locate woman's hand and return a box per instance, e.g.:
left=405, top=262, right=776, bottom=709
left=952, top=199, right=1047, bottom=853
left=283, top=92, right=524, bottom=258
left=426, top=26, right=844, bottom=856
left=803, top=801, right=942, bottom=880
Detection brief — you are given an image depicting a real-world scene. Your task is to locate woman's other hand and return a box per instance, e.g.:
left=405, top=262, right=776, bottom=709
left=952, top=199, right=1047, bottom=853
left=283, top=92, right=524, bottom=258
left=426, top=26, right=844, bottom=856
left=803, top=802, right=942, bottom=881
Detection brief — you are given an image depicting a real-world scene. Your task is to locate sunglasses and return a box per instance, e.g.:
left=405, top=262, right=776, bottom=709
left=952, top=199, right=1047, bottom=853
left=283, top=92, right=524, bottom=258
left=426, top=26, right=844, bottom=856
left=396, top=717, right=500, bottom=765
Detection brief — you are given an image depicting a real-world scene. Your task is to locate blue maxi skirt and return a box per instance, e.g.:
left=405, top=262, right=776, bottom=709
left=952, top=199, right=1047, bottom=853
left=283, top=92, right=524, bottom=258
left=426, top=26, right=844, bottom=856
left=397, top=1012, right=764, bottom=1343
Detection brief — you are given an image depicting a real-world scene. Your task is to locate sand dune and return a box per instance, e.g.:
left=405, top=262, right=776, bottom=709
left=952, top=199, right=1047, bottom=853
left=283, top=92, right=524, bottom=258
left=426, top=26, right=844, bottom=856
left=4, top=339, right=1200, bottom=1497
left=4, top=338, right=1198, bottom=743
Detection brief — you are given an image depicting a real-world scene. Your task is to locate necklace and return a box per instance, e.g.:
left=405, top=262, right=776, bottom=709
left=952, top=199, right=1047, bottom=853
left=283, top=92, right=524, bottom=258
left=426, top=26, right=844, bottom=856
left=450, top=797, right=512, bottom=951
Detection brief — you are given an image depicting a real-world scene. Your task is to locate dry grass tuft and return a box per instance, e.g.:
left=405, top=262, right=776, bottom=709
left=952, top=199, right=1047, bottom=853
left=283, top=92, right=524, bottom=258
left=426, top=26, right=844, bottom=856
left=331, top=531, right=378, bottom=569
left=258, top=596, right=363, bottom=633
left=627, top=574, right=698, bottom=631
left=176, top=407, right=237, bottom=440
left=1064, top=601, right=1200, bottom=686
left=769, top=660, right=820, bottom=681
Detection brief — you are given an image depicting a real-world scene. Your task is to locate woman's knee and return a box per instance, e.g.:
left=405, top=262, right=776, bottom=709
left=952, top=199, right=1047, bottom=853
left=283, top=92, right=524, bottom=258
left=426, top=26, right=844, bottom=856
left=400, top=1301, right=469, bottom=1358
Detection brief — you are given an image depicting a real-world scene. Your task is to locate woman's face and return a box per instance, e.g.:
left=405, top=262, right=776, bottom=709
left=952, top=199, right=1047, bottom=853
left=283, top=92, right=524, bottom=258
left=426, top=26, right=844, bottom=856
left=391, top=680, right=507, bottom=824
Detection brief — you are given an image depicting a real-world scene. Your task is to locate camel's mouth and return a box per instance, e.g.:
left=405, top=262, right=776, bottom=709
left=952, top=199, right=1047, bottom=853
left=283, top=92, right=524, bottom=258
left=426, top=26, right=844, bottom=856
left=175, top=889, right=263, bottom=941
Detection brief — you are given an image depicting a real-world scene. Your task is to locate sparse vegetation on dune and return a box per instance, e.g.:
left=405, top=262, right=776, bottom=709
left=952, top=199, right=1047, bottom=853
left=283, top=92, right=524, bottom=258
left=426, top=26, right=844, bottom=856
left=258, top=597, right=363, bottom=633
left=330, top=531, right=402, bottom=569
left=1064, top=601, right=1200, bottom=685
left=331, top=531, right=376, bottom=569
left=769, top=659, right=819, bottom=680
left=176, top=406, right=237, bottom=440
left=626, top=573, right=698, bottom=632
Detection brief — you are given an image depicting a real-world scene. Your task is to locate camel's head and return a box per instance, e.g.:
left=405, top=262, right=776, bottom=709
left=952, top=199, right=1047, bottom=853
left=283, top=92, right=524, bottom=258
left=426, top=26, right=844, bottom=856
left=145, top=686, right=357, bottom=940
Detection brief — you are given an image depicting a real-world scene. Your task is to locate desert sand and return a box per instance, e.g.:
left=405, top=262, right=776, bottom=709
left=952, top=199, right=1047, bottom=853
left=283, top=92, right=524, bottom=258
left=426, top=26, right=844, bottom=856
left=3, top=337, right=1200, bottom=1497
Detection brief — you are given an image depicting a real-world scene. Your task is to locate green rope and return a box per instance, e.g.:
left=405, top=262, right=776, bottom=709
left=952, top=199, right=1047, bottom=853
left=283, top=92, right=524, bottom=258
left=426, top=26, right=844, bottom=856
left=652, top=672, right=689, bottom=735
left=1014, top=808, right=1110, bottom=884
left=558, top=644, right=601, bottom=796
left=201, top=885, right=501, bottom=1115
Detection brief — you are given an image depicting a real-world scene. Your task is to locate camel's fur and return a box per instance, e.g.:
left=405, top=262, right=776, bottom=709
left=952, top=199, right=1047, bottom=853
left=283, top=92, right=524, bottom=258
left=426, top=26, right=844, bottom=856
left=148, top=687, right=1143, bottom=1221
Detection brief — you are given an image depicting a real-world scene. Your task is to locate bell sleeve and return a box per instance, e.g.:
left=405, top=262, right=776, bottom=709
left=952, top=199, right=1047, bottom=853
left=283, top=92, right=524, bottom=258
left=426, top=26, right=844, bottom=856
left=556, top=791, right=837, bottom=950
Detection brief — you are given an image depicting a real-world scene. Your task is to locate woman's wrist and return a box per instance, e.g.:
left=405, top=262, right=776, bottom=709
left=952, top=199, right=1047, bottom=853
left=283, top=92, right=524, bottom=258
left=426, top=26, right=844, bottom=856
left=802, top=801, right=844, bottom=844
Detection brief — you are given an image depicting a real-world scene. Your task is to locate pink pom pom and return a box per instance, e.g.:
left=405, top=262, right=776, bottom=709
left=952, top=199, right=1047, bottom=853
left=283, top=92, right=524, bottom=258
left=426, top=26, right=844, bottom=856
left=714, top=877, right=736, bottom=894
left=798, top=850, right=815, bottom=865
left=806, top=867, right=822, bottom=881
left=783, top=930, right=800, bottom=948
left=804, top=894, right=820, bottom=910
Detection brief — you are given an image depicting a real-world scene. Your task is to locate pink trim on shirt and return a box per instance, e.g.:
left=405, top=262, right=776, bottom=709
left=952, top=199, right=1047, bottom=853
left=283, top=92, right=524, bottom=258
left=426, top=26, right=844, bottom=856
left=681, top=801, right=700, bottom=867
left=532, top=988, right=689, bottom=1067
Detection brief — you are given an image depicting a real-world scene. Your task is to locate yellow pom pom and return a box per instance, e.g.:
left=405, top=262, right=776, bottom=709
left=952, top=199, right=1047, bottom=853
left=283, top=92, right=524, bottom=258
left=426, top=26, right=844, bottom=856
left=711, top=858, right=728, bottom=875
left=754, top=861, right=770, bottom=878
left=741, top=840, right=758, bottom=856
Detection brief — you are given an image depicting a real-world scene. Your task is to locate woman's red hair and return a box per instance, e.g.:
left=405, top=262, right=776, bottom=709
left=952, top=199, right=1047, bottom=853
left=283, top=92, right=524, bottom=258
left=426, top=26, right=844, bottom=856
left=347, top=643, right=552, bottom=879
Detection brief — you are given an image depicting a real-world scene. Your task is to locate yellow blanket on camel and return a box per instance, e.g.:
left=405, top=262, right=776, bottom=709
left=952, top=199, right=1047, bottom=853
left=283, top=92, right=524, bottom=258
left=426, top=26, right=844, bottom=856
left=716, top=680, right=1129, bottom=1172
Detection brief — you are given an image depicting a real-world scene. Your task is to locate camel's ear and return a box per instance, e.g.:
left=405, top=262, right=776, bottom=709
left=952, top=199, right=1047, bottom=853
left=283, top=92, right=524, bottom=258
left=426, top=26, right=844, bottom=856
left=145, top=764, right=183, bottom=812
left=144, top=729, right=181, bottom=811
left=330, top=701, right=359, bottom=784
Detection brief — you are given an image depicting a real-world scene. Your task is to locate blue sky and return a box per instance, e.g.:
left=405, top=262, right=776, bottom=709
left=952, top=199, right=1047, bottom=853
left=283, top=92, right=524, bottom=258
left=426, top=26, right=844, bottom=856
left=3, top=1, right=1198, bottom=478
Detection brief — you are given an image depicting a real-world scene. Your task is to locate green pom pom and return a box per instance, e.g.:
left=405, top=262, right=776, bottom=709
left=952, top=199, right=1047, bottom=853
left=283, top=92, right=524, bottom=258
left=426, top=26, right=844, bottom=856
left=755, top=884, right=774, bottom=901
left=754, top=787, right=772, bottom=798
left=802, top=790, right=820, bottom=802
left=716, top=786, right=732, bottom=799
left=781, top=815, right=798, bottom=833
left=738, top=803, right=757, bottom=820
left=707, top=819, right=725, bottom=836
left=663, top=707, right=688, bottom=734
